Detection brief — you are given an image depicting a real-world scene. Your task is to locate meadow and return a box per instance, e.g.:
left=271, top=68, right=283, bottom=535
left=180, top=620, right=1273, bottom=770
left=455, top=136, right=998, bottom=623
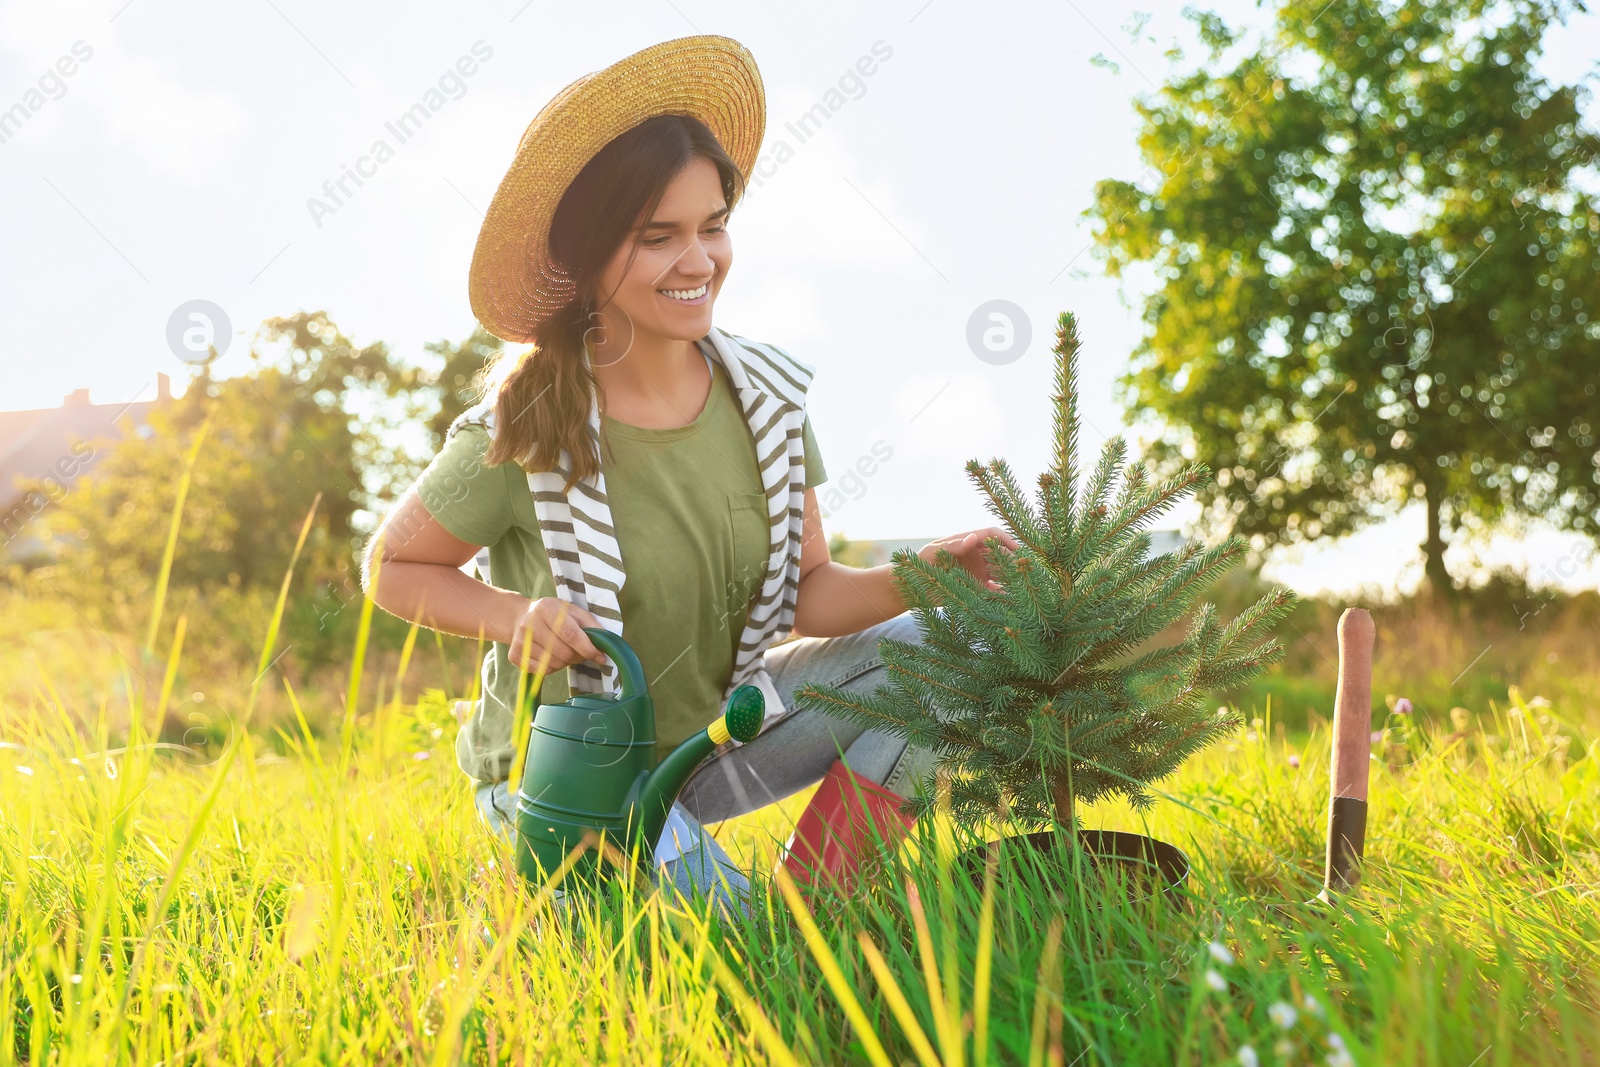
left=1, top=549, right=1597, bottom=1064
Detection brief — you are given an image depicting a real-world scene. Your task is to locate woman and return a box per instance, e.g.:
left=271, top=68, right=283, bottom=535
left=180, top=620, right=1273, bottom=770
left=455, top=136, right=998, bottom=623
left=363, top=35, right=1015, bottom=921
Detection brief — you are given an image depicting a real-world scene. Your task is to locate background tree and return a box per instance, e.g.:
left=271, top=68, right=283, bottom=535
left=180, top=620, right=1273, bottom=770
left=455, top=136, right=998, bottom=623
left=40, top=311, right=427, bottom=595
left=1088, top=0, right=1600, bottom=594
left=14, top=311, right=502, bottom=690
left=422, top=325, right=504, bottom=450
left=793, top=313, right=1297, bottom=831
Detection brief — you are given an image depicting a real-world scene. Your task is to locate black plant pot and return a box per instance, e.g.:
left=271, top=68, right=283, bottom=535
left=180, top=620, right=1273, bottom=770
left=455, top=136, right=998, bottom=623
left=954, top=829, right=1190, bottom=911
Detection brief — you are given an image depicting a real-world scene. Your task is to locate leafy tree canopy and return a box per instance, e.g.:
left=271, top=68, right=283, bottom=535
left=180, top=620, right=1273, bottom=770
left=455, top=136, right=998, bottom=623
left=423, top=325, right=504, bottom=451
left=36, top=311, right=476, bottom=596
left=1089, top=0, right=1600, bottom=593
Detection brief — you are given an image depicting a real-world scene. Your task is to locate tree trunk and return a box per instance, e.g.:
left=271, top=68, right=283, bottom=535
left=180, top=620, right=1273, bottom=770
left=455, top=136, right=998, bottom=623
left=1050, top=711, right=1075, bottom=833
left=1421, top=480, right=1452, bottom=598
left=1050, top=771, right=1075, bottom=834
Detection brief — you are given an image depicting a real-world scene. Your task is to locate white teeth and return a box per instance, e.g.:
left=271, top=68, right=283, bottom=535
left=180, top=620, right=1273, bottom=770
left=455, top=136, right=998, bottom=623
left=659, top=283, right=708, bottom=301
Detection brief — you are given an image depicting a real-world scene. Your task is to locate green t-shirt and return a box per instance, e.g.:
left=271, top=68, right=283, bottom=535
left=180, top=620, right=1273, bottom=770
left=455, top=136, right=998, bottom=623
left=417, top=353, right=827, bottom=782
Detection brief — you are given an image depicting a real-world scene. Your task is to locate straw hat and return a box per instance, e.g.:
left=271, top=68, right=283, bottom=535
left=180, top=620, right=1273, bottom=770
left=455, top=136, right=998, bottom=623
left=468, top=35, right=766, bottom=343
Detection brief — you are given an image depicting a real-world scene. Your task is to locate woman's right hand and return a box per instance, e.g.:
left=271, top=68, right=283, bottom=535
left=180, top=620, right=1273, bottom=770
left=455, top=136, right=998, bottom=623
left=507, top=597, right=611, bottom=675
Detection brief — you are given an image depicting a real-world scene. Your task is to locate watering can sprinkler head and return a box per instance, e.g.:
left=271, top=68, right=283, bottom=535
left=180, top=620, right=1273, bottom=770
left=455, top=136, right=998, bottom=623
left=511, top=626, right=766, bottom=893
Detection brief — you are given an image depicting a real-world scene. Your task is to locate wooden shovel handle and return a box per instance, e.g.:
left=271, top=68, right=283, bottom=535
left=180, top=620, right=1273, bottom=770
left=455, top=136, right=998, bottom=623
left=1330, top=608, right=1375, bottom=801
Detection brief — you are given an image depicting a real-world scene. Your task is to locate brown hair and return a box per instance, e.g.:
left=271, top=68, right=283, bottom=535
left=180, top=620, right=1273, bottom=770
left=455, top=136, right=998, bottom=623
left=481, top=113, right=748, bottom=492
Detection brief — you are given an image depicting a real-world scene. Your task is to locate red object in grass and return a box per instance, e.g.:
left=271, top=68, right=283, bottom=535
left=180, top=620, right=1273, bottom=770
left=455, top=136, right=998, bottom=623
left=778, top=758, right=917, bottom=898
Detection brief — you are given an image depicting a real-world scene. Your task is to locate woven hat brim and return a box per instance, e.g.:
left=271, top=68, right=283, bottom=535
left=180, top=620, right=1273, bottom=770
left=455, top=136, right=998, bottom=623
left=469, top=35, right=765, bottom=343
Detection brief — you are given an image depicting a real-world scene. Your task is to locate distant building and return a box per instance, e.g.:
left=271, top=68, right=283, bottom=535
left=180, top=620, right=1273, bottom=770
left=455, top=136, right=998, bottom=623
left=0, top=375, right=171, bottom=563
left=837, top=537, right=934, bottom=567
left=1149, top=529, right=1187, bottom=556
left=844, top=529, right=1187, bottom=567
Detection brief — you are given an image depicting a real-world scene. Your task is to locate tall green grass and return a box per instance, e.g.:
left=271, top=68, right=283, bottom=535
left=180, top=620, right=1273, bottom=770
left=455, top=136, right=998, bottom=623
left=1205, top=567, right=1600, bottom=734
left=1, top=637, right=1596, bottom=1062
left=0, top=496, right=1595, bottom=1062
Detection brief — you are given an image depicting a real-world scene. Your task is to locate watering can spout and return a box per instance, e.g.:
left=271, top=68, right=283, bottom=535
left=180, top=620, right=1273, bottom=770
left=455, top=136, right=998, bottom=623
left=632, top=683, right=768, bottom=855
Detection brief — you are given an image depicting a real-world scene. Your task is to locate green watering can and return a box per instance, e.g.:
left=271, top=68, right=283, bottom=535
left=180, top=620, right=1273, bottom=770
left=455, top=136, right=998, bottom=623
left=512, top=626, right=767, bottom=892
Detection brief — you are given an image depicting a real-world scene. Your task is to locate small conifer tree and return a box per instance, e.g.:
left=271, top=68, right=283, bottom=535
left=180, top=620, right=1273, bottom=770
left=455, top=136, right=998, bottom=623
left=793, top=311, right=1299, bottom=832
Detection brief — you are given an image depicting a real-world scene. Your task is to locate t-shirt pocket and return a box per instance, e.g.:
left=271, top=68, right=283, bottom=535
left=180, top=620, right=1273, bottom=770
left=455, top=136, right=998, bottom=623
left=727, top=491, right=773, bottom=597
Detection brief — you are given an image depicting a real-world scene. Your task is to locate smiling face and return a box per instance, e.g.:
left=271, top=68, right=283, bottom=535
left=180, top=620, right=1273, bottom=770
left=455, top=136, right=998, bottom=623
left=591, top=155, right=731, bottom=358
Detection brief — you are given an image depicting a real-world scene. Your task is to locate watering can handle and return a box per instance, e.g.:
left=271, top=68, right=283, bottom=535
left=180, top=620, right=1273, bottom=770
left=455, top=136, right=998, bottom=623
left=579, top=626, right=648, bottom=701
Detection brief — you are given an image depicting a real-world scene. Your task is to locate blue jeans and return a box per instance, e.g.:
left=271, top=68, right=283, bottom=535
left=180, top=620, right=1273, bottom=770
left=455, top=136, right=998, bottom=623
left=473, top=609, right=938, bottom=922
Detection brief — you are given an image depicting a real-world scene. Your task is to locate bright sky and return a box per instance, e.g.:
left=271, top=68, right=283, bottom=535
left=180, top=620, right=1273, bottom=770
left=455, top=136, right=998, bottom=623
left=2, top=0, right=1596, bottom=598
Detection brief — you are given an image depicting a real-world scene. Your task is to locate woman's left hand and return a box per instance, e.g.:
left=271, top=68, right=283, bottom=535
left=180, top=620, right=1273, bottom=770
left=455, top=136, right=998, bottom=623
left=917, top=527, right=1020, bottom=591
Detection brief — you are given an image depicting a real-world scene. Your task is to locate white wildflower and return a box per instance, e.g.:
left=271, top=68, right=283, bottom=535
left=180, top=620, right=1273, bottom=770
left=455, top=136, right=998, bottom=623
left=1205, top=968, right=1228, bottom=992
left=1237, top=1045, right=1259, bottom=1067
left=1269, top=1001, right=1298, bottom=1029
left=1208, top=940, right=1235, bottom=966
left=1302, top=992, right=1324, bottom=1017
